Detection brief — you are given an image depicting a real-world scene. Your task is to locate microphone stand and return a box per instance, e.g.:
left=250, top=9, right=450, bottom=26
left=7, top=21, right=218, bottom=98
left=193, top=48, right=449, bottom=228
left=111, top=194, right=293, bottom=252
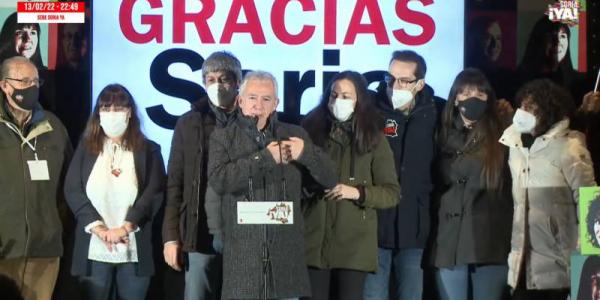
left=260, top=138, right=289, bottom=300
left=262, top=223, right=268, bottom=300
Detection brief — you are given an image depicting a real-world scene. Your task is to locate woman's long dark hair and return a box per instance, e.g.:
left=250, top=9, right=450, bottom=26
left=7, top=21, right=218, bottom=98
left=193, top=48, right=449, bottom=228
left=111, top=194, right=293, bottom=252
left=84, top=84, right=146, bottom=154
left=0, top=12, right=44, bottom=68
left=302, top=71, right=383, bottom=154
left=440, top=68, right=505, bottom=189
left=518, top=16, right=574, bottom=80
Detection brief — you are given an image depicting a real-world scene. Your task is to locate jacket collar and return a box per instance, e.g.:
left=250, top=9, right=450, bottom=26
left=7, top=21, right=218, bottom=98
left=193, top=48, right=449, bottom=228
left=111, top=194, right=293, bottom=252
left=191, top=96, right=211, bottom=114
left=0, top=96, right=53, bottom=147
left=500, top=119, right=570, bottom=151
left=192, top=95, right=237, bottom=127
left=329, top=115, right=354, bottom=145
left=540, top=118, right=570, bottom=138
left=236, top=111, right=279, bottom=147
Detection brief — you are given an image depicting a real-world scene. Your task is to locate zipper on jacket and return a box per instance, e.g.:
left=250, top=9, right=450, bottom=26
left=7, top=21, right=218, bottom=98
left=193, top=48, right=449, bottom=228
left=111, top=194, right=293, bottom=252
left=509, top=147, right=531, bottom=287
left=18, top=134, right=31, bottom=258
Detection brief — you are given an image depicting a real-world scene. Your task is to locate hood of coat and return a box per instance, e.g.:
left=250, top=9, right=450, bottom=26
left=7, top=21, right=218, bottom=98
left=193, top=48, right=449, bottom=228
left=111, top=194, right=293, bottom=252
left=0, top=96, right=53, bottom=146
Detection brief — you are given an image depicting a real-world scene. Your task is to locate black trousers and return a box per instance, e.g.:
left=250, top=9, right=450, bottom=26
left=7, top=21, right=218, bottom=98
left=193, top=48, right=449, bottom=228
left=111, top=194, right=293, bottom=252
left=303, top=267, right=367, bottom=300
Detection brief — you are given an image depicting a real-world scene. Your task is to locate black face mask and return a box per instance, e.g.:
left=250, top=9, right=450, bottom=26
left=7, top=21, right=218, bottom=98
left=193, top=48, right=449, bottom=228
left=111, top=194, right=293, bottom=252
left=458, top=97, right=487, bottom=121
left=9, top=84, right=39, bottom=111
left=218, top=86, right=237, bottom=108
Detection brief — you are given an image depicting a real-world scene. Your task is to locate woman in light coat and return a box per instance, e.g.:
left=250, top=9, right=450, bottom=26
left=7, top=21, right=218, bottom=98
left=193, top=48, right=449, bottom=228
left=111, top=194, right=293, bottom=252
left=500, top=79, right=596, bottom=300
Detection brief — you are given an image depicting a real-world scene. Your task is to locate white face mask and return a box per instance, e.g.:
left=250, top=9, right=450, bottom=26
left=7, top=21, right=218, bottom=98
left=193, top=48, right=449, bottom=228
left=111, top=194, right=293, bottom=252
left=100, top=111, right=129, bottom=138
left=390, top=86, right=415, bottom=110
left=329, top=98, right=354, bottom=122
left=206, top=83, right=221, bottom=107
left=512, top=108, right=537, bottom=134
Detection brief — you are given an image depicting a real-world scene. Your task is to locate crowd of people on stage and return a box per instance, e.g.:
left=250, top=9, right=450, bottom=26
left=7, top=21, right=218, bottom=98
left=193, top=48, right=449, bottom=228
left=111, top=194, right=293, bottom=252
left=1, top=15, right=600, bottom=300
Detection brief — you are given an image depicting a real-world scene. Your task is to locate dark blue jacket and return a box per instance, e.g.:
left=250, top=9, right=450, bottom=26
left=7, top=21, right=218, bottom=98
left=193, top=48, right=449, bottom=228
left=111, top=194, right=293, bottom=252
left=65, top=139, right=165, bottom=276
left=374, top=81, right=444, bottom=249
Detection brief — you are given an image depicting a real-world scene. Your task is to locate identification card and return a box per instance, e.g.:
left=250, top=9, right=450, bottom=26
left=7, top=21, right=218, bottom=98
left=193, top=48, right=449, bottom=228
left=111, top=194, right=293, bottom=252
left=27, top=160, right=50, bottom=181
left=237, top=201, right=294, bottom=225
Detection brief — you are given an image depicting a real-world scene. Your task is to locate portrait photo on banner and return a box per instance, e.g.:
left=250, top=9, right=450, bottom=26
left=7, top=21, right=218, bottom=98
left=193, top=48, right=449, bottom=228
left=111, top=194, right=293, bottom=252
left=580, top=187, right=600, bottom=255
left=572, top=254, right=600, bottom=300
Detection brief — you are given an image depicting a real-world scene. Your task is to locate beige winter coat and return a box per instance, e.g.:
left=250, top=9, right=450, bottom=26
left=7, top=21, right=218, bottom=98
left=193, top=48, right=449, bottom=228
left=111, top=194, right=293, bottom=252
left=500, top=119, right=596, bottom=290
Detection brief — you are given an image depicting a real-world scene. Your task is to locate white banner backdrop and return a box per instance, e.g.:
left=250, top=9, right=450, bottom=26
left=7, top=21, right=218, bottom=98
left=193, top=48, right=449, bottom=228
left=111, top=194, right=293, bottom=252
left=93, top=0, right=464, bottom=161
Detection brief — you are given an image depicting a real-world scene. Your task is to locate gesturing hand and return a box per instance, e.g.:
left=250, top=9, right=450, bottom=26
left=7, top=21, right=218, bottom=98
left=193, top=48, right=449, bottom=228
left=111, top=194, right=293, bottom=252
left=496, top=98, right=514, bottom=121
left=580, top=91, right=600, bottom=113
left=266, top=141, right=292, bottom=164
left=281, top=137, right=304, bottom=161
left=325, top=183, right=360, bottom=201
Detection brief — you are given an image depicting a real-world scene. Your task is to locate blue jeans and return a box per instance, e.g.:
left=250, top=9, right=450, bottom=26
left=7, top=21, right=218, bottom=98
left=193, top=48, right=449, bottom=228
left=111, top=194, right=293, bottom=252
left=185, top=251, right=222, bottom=300
left=363, top=248, right=423, bottom=300
left=435, top=264, right=508, bottom=300
left=79, top=261, right=150, bottom=300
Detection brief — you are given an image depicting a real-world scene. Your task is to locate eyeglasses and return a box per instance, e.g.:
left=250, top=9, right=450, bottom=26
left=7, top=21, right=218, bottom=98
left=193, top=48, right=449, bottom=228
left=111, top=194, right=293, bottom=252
left=5, top=77, right=44, bottom=87
left=383, top=73, right=418, bottom=88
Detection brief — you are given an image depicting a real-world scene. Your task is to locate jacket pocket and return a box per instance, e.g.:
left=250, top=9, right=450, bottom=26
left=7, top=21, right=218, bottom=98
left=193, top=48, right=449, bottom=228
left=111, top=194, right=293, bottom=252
left=545, top=217, right=571, bottom=270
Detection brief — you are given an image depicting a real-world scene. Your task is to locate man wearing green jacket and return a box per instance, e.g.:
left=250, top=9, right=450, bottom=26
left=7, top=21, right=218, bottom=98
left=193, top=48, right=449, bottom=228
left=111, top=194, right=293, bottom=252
left=0, top=56, right=72, bottom=300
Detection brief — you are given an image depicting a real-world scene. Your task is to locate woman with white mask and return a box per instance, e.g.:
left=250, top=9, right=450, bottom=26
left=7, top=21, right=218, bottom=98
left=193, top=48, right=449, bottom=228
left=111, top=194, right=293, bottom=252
left=64, top=84, right=166, bottom=300
left=301, top=71, right=400, bottom=300
left=500, top=79, right=596, bottom=300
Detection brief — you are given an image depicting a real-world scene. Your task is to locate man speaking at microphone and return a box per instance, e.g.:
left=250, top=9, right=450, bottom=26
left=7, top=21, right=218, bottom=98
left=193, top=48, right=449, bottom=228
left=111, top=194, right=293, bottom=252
left=207, top=71, right=337, bottom=300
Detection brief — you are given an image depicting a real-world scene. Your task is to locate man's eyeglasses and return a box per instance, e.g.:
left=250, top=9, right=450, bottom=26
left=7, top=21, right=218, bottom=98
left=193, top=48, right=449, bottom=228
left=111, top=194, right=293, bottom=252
left=5, top=77, right=44, bottom=87
left=383, top=73, right=418, bottom=88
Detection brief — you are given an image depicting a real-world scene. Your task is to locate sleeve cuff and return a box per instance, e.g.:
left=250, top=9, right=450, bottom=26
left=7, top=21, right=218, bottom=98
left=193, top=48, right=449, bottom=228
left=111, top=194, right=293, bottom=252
left=128, top=225, right=141, bottom=233
left=353, top=186, right=366, bottom=207
left=84, top=220, right=105, bottom=234
left=296, top=142, right=316, bottom=167
left=125, top=208, right=144, bottom=225
left=164, top=240, right=179, bottom=246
